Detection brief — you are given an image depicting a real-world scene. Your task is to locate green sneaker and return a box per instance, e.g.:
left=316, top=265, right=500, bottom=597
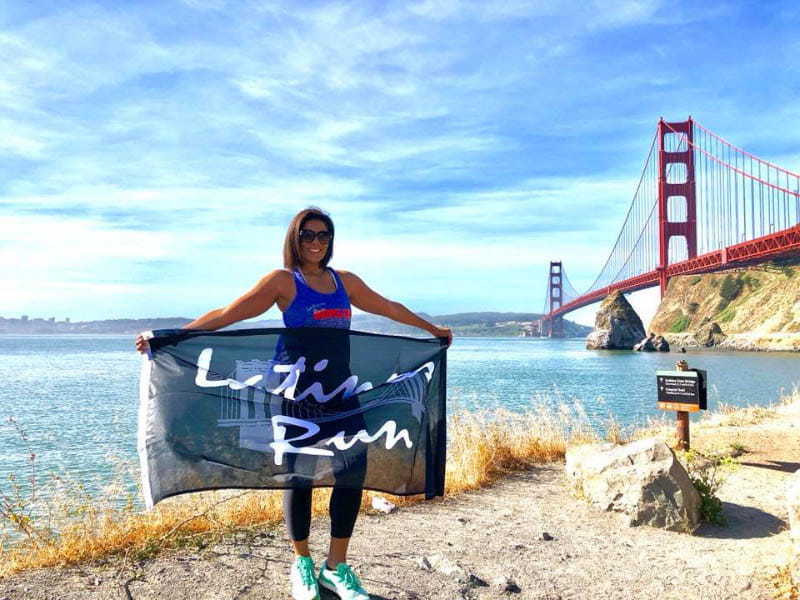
left=318, top=562, right=370, bottom=600
left=290, top=555, right=320, bottom=600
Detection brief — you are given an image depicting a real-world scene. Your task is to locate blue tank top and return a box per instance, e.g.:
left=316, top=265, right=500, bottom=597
left=282, top=268, right=351, bottom=329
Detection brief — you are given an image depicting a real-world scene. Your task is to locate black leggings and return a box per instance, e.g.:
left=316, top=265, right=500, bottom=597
left=283, top=486, right=363, bottom=540
left=275, top=373, right=367, bottom=541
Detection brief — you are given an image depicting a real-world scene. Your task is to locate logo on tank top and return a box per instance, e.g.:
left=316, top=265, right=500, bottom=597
left=313, top=308, right=351, bottom=321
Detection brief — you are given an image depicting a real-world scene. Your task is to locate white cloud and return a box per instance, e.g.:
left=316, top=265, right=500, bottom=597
left=0, top=1, right=797, bottom=322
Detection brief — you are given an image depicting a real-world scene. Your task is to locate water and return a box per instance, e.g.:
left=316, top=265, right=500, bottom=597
left=0, top=335, right=797, bottom=503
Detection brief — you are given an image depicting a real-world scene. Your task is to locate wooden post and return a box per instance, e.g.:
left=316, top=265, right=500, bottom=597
left=675, top=360, right=690, bottom=450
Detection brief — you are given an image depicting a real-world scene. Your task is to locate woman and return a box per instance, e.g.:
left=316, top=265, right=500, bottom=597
left=136, top=207, right=451, bottom=600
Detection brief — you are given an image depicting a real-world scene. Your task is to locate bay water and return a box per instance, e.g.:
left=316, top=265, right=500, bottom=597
left=0, top=335, right=797, bottom=506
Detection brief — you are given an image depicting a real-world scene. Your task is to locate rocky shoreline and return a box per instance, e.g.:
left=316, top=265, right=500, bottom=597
left=663, top=332, right=800, bottom=352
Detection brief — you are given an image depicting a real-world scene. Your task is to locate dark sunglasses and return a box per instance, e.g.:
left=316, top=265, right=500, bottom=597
left=299, top=229, right=333, bottom=245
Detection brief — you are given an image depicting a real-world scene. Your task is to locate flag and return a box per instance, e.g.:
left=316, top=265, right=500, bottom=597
left=138, top=328, right=447, bottom=508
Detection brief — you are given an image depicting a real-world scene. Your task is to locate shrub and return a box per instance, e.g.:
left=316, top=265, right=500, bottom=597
left=678, top=448, right=739, bottom=526
left=690, top=275, right=703, bottom=285
left=719, top=274, right=743, bottom=302
left=687, top=302, right=700, bottom=315
left=669, top=314, right=691, bottom=333
left=740, top=274, right=759, bottom=289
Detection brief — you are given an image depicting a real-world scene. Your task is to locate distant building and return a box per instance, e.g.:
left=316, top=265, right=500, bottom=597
left=520, top=321, right=541, bottom=337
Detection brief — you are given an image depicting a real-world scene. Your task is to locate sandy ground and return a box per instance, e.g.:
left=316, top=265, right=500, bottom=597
left=1, top=404, right=798, bottom=600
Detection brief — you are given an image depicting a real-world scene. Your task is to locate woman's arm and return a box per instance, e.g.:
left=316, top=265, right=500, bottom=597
left=135, top=269, right=290, bottom=353
left=339, top=271, right=452, bottom=346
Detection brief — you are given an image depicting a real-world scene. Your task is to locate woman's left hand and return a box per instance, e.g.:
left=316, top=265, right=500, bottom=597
left=431, top=326, right=453, bottom=347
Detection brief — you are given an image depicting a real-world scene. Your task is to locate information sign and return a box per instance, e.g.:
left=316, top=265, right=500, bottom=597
left=656, top=369, right=707, bottom=412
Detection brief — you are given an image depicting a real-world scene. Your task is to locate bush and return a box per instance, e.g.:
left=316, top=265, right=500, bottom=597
left=719, top=274, right=743, bottom=302
left=687, top=302, right=700, bottom=315
left=740, top=274, right=759, bottom=289
left=690, top=275, right=703, bottom=285
left=669, top=314, right=691, bottom=333
left=678, top=448, right=739, bottom=526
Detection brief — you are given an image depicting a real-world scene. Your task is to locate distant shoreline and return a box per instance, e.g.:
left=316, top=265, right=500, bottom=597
left=0, top=312, right=593, bottom=338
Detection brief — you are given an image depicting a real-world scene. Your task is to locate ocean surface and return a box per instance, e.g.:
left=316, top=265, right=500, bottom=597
left=0, top=335, right=797, bottom=506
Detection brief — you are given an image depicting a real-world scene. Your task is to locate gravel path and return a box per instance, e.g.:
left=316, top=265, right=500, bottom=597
left=1, top=406, right=797, bottom=600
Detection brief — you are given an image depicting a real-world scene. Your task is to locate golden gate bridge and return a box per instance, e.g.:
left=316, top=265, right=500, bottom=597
left=540, top=117, right=800, bottom=336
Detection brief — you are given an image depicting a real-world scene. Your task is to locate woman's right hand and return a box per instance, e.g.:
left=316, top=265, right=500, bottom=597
left=431, top=326, right=453, bottom=348
left=135, top=333, right=150, bottom=354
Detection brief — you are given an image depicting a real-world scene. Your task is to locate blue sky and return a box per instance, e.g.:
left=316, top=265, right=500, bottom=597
left=2, top=0, right=799, bottom=326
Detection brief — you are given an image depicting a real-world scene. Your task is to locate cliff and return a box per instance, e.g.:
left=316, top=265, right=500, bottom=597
left=649, top=258, right=800, bottom=351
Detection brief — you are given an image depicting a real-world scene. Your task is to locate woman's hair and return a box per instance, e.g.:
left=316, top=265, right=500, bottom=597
left=283, top=207, right=335, bottom=269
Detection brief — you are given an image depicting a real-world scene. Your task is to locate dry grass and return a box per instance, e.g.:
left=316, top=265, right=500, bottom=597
left=2, top=385, right=798, bottom=583
left=0, top=399, right=612, bottom=577
left=771, top=562, right=799, bottom=600
left=772, top=385, right=800, bottom=599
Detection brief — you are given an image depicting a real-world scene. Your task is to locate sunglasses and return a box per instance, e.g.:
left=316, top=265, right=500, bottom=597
left=299, top=229, right=333, bottom=245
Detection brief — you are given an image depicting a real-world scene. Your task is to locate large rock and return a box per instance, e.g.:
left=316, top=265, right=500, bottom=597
left=633, top=333, right=670, bottom=352
left=694, top=321, right=726, bottom=347
left=565, top=438, right=701, bottom=532
left=787, top=469, right=800, bottom=587
left=586, top=291, right=646, bottom=350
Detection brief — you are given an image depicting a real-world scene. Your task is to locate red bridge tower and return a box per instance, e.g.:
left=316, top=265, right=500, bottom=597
left=657, top=118, right=697, bottom=296
left=544, top=261, right=564, bottom=337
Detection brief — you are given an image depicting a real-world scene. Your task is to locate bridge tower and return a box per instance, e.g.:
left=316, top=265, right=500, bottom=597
left=657, top=117, right=697, bottom=296
left=547, top=261, right=565, bottom=337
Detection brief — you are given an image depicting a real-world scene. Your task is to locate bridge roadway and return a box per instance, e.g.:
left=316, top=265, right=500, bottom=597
left=549, top=223, right=800, bottom=320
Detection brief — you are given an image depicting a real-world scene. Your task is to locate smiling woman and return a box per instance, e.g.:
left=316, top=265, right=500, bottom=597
left=135, top=206, right=451, bottom=600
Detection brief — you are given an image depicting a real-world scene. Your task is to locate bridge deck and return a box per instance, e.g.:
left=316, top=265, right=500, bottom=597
left=548, top=223, right=800, bottom=319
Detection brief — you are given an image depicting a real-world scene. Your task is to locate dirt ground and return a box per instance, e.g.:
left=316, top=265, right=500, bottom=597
left=1, top=404, right=798, bottom=600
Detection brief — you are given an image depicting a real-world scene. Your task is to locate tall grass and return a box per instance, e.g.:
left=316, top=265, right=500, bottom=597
left=0, top=397, right=614, bottom=577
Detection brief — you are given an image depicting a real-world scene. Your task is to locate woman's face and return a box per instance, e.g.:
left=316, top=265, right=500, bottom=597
left=299, top=218, right=331, bottom=267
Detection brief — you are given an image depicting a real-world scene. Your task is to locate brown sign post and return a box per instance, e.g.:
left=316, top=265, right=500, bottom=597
left=656, top=360, right=707, bottom=451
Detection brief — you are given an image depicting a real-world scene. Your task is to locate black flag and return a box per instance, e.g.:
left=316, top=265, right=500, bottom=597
left=138, top=328, right=447, bottom=508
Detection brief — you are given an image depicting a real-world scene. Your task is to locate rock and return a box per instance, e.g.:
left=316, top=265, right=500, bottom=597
left=653, top=335, right=670, bottom=351
left=512, top=543, right=531, bottom=551
left=694, top=321, right=726, bottom=347
left=632, top=335, right=656, bottom=352
left=371, top=496, right=396, bottom=514
left=787, top=469, right=800, bottom=587
left=425, top=554, right=470, bottom=583
left=586, top=291, right=646, bottom=350
left=565, top=438, right=701, bottom=532
left=415, top=556, right=432, bottom=571
left=491, top=576, right=521, bottom=593
left=633, top=333, right=668, bottom=352
left=540, top=532, right=554, bottom=541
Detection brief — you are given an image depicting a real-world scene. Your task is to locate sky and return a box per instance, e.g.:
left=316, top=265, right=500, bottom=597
left=2, top=0, right=799, bottom=326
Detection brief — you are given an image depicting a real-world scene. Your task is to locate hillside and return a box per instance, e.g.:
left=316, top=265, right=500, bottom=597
left=650, top=257, right=800, bottom=351
left=0, top=313, right=591, bottom=338
left=351, top=312, right=590, bottom=337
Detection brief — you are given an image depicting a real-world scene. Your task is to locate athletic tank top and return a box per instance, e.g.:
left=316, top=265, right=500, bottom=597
left=282, top=268, right=352, bottom=329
